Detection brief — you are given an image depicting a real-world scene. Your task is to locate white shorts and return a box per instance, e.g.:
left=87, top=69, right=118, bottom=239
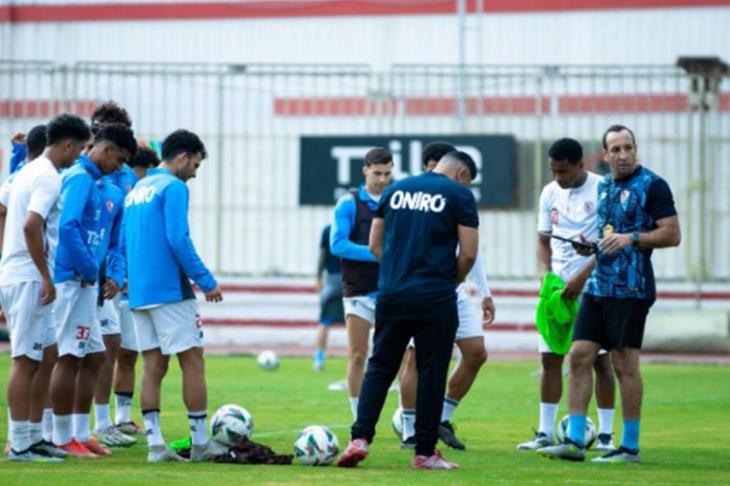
left=0, top=281, right=56, bottom=361
left=133, top=300, right=202, bottom=355
left=55, top=281, right=104, bottom=358
left=98, top=298, right=121, bottom=336
left=538, top=334, right=608, bottom=356
left=343, top=295, right=376, bottom=326
left=455, top=294, right=484, bottom=342
left=118, top=298, right=139, bottom=352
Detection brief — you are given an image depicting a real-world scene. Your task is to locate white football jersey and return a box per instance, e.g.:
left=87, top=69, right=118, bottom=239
left=0, top=157, right=62, bottom=286
left=537, top=171, right=600, bottom=280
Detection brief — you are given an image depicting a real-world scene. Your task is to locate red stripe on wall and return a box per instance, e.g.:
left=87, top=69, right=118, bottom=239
left=0, top=100, right=97, bottom=119
left=559, top=93, right=688, bottom=113
left=0, top=0, right=728, bottom=24
left=274, top=93, right=730, bottom=116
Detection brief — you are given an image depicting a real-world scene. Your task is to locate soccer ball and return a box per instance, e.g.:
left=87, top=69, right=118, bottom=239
left=257, top=350, right=279, bottom=370
left=210, top=404, right=254, bottom=446
left=556, top=415, right=597, bottom=449
left=391, top=407, right=403, bottom=438
left=293, top=425, right=339, bottom=466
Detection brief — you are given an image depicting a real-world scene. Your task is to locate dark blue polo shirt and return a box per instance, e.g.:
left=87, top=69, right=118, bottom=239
left=375, top=172, right=479, bottom=319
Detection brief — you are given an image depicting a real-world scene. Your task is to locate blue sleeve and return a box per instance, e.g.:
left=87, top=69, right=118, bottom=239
left=162, top=181, right=217, bottom=292
left=10, top=142, right=26, bottom=174
left=105, top=207, right=125, bottom=288
left=58, top=175, right=99, bottom=281
left=330, top=195, right=376, bottom=262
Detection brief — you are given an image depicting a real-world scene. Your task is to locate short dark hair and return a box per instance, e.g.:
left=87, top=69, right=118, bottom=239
left=161, top=129, right=207, bottom=162
left=548, top=138, right=583, bottom=164
left=442, top=150, right=477, bottom=181
left=129, top=146, right=160, bottom=169
left=91, top=101, right=132, bottom=129
left=421, top=141, right=456, bottom=168
left=602, top=124, right=636, bottom=149
left=46, top=113, right=91, bottom=146
left=363, top=147, right=392, bottom=166
left=26, top=124, right=47, bottom=160
left=95, top=123, right=138, bottom=157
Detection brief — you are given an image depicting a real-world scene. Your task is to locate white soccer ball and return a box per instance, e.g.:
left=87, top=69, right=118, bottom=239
left=293, top=425, right=339, bottom=466
left=257, top=350, right=279, bottom=370
left=210, top=404, right=254, bottom=446
left=391, top=407, right=403, bottom=438
left=556, top=415, right=597, bottom=449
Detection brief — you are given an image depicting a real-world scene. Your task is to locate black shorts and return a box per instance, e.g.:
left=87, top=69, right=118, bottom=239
left=573, top=294, right=654, bottom=350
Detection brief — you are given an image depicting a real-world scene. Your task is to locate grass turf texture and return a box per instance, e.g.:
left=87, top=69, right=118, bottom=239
left=0, top=354, right=728, bottom=485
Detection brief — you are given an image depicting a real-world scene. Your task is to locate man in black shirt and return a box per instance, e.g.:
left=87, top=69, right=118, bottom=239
left=337, top=151, right=479, bottom=470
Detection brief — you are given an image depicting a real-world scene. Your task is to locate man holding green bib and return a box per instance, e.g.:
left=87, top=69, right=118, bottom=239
left=517, top=138, right=616, bottom=452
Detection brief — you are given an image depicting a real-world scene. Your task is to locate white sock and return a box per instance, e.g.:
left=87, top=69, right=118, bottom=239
left=143, top=410, right=165, bottom=447
left=188, top=411, right=209, bottom=446
left=42, top=409, right=54, bottom=442
left=539, top=402, right=559, bottom=440
left=6, top=408, right=11, bottom=444
left=441, top=396, right=459, bottom=423
left=29, top=422, right=43, bottom=445
left=597, top=408, right=615, bottom=435
left=95, top=404, right=113, bottom=432
left=349, top=397, right=359, bottom=422
left=114, top=392, right=133, bottom=425
left=53, top=414, right=73, bottom=446
left=73, top=413, right=91, bottom=443
left=402, top=409, right=416, bottom=440
left=10, top=420, right=31, bottom=453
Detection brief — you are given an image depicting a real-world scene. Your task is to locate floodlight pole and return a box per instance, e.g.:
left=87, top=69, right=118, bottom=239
left=676, top=56, right=728, bottom=296
left=457, top=0, right=467, bottom=132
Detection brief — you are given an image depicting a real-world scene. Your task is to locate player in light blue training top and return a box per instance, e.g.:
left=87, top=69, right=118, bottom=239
left=123, top=129, right=225, bottom=463
left=49, top=123, right=137, bottom=458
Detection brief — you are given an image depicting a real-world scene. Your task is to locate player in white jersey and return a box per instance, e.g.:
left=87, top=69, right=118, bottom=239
left=517, top=138, right=616, bottom=451
left=396, top=142, right=495, bottom=450
left=0, top=114, right=90, bottom=462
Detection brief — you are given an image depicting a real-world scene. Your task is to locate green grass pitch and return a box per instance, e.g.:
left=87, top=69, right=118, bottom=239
left=0, top=353, right=728, bottom=485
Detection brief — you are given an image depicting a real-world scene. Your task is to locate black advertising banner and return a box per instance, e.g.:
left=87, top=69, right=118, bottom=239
left=299, top=135, right=516, bottom=207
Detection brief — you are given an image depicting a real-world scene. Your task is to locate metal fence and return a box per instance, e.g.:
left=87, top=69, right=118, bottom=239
left=1, top=60, right=728, bottom=281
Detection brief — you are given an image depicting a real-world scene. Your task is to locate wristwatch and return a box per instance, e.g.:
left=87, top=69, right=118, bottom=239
left=630, top=231, right=640, bottom=247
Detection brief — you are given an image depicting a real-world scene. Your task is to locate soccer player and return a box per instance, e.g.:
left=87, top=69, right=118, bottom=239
left=517, top=138, right=617, bottom=451
left=0, top=125, right=47, bottom=255
left=313, top=223, right=345, bottom=371
left=111, top=146, right=160, bottom=436
left=338, top=151, right=479, bottom=470
left=396, top=142, right=494, bottom=450
left=538, top=125, right=681, bottom=463
left=84, top=101, right=141, bottom=446
left=49, top=124, right=137, bottom=458
left=0, top=114, right=90, bottom=461
left=330, top=148, right=393, bottom=420
left=123, top=129, right=225, bottom=463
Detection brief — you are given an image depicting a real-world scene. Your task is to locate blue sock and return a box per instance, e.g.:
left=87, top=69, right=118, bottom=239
left=568, top=415, right=586, bottom=447
left=314, top=349, right=324, bottom=363
left=621, top=419, right=640, bottom=451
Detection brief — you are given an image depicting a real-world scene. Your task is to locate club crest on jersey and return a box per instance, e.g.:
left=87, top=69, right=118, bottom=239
left=584, top=201, right=594, bottom=213
left=106, top=200, right=115, bottom=212
left=550, top=208, right=559, bottom=224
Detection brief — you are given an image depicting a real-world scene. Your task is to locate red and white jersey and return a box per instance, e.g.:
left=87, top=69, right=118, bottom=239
left=537, top=171, right=600, bottom=280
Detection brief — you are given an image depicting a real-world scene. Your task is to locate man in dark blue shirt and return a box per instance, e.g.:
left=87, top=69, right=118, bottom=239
left=313, top=224, right=344, bottom=371
left=337, top=151, right=479, bottom=471
left=539, top=125, right=681, bottom=464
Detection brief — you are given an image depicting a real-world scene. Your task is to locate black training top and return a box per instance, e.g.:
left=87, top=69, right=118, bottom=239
left=375, top=172, right=478, bottom=319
